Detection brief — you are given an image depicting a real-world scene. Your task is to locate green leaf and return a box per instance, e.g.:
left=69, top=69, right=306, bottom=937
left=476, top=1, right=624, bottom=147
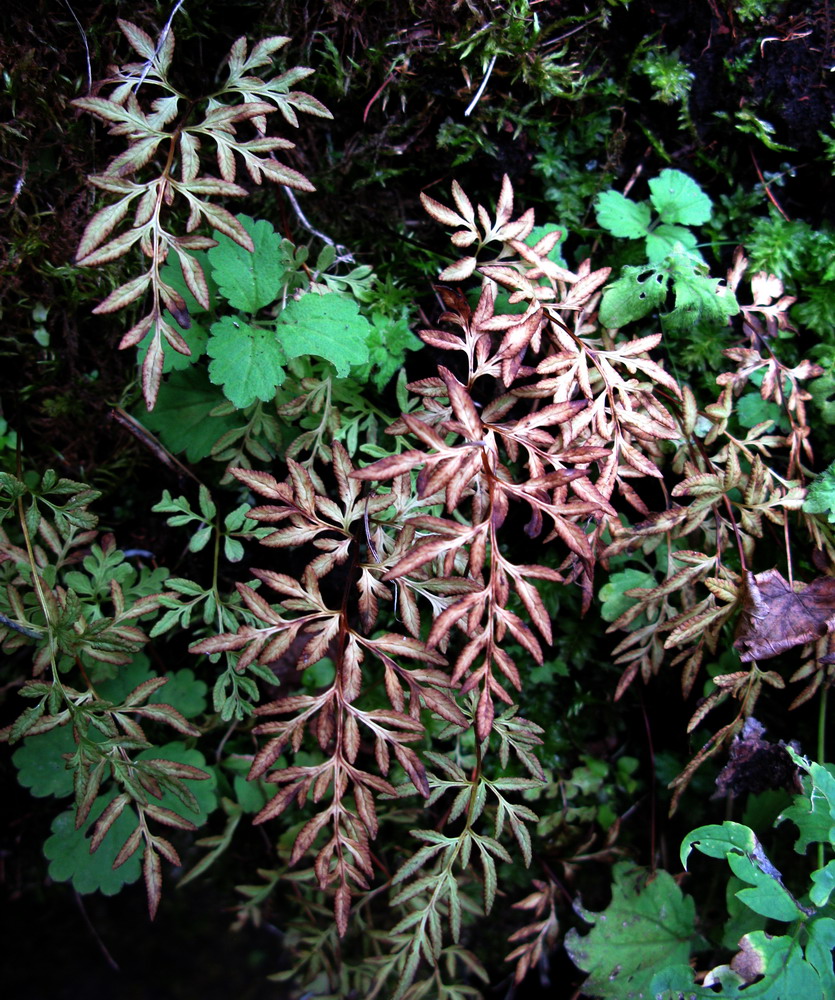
left=682, top=821, right=804, bottom=922
left=722, top=875, right=767, bottom=950
left=43, top=792, right=143, bottom=895
left=188, top=523, right=213, bottom=553
left=809, top=371, right=835, bottom=425
left=13, top=724, right=76, bottom=798
left=598, top=568, right=657, bottom=623
left=652, top=929, right=828, bottom=998
left=737, top=393, right=787, bottom=430
left=159, top=247, right=216, bottom=316
left=277, top=293, right=372, bottom=376
left=350, top=311, right=422, bottom=390
left=646, top=223, right=700, bottom=263
left=663, top=254, right=739, bottom=331
left=207, top=214, right=288, bottom=312
left=595, top=190, right=652, bottom=239
left=233, top=774, right=269, bottom=814
left=806, top=917, right=835, bottom=993
left=138, top=367, right=238, bottom=461
left=648, top=169, right=712, bottom=226
left=564, top=862, right=697, bottom=998
left=810, top=860, right=835, bottom=907
left=779, top=750, right=835, bottom=853
left=207, top=316, right=287, bottom=408
left=598, top=263, right=669, bottom=327
left=97, top=655, right=208, bottom=719
left=156, top=669, right=208, bottom=720
left=223, top=537, right=245, bottom=562
left=526, top=222, right=568, bottom=267
left=804, top=460, right=835, bottom=524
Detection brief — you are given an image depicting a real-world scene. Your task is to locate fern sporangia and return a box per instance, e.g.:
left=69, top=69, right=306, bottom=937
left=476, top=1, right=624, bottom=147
left=72, top=19, right=330, bottom=408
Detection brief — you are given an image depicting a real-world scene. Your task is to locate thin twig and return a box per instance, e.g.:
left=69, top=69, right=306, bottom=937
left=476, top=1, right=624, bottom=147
left=281, top=185, right=355, bottom=263
left=134, top=0, right=187, bottom=92
left=464, top=53, right=497, bottom=117
left=62, top=0, right=92, bottom=93
left=109, top=407, right=202, bottom=485
left=750, top=147, right=791, bottom=221
left=74, top=890, right=120, bottom=971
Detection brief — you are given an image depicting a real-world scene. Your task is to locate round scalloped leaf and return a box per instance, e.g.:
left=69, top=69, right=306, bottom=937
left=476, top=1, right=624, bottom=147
left=13, top=723, right=76, bottom=799
left=804, top=459, right=835, bottom=522
left=648, top=169, right=712, bottom=226
left=565, top=862, right=697, bottom=998
left=207, top=316, right=287, bottom=408
left=233, top=774, right=269, bottom=814
left=736, top=393, right=787, bottom=432
left=276, top=292, right=371, bottom=377
left=43, top=793, right=142, bottom=895
left=599, top=568, right=657, bottom=623
left=136, top=318, right=208, bottom=374
left=155, top=669, right=208, bottom=719
left=598, top=263, right=669, bottom=328
left=646, top=224, right=700, bottom=263
left=207, top=214, right=287, bottom=313
left=662, top=261, right=739, bottom=331
left=97, top=654, right=208, bottom=719
left=527, top=223, right=568, bottom=267
left=159, top=251, right=217, bottom=316
left=595, top=189, right=652, bottom=239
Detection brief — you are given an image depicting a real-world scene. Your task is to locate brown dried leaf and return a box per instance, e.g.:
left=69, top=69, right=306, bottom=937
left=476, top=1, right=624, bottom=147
left=734, top=569, right=835, bottom=662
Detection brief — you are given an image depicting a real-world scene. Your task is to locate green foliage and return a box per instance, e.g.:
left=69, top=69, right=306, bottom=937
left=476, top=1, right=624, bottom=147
left=208, top=216, right=293, bottom=313
left=596, top=168, right=712, bottom=261
left=715, top=108, right=796, bottom=152
left=635, top=46, right=694, bottom=106
left=734, top=0, right=786, bottom=21
left=9, top=6, right=835, bottom=996
left=599, top=248, right=739, bottom=330
left=13, top=723, right=77, bottom=798
left=647, top=749, right=835, bottom=999
left=136, top=212, right=419, bottom=471
left=207, top=317, right=288, bottom=408
left=564, top=863, right=700, bottom=998
left=276, top=292, right=372, bottom=376
left=804, top=460, right=835, bottom=525
left=565, top=748, right=835, bottom=997
left=44, top=791, right=144, bottom=895
left=595, top=169, right=739, bottom=334
left=598, top=568, right=658, bottom=625
left=43, top=743, right=216, bottom=896
left=745, top=213, right=835, bottom=341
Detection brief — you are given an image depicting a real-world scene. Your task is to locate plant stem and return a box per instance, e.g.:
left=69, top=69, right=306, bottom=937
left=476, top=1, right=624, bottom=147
left=818, top=682, right=829, bottom=871
left=818, top=681, right=828, bottom=766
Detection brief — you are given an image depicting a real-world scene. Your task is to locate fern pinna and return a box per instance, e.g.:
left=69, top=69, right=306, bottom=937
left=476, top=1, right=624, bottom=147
left=192, top=175, right=725, bottom=993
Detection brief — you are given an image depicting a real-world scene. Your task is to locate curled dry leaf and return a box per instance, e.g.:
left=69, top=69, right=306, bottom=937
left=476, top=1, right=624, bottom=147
left=733, top=569, right=835, bottom=662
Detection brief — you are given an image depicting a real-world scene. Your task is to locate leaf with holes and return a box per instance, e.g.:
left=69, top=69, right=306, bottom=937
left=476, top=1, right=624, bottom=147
left=598, top=263, right=669, bottom=327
